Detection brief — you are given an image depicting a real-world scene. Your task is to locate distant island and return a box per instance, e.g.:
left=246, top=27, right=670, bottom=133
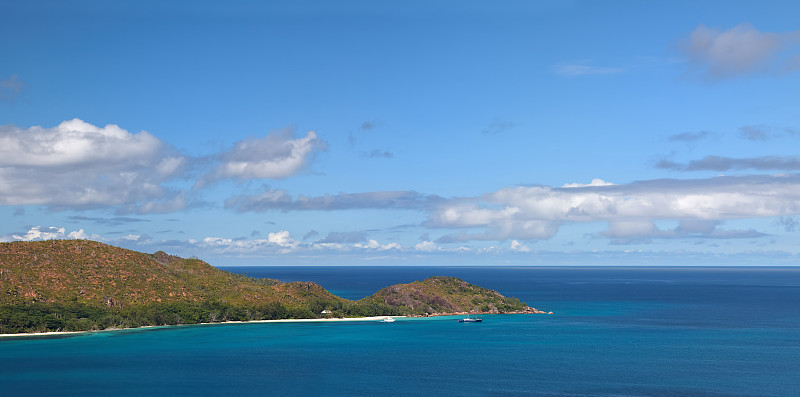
left=0, top=240, right=545, bottom=335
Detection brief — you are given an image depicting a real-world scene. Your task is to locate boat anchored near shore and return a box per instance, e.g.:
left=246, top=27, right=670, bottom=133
left=458, top=315, right=483, bottom=323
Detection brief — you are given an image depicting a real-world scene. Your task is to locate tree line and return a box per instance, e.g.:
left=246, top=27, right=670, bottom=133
left=0, top=299, right=403, bottom=334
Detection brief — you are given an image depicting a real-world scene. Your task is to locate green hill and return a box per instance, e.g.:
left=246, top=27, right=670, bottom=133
left=0, top=240, right=536, bottom=334
left=0, top=239, right=339, bottom=307
left=363, top=276, right=536, bottom=315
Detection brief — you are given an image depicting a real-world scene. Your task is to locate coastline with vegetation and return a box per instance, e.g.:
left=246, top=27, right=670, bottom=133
left=0, top=315, right=406, bottom=338
left=0, top=240, right=545, bottom=336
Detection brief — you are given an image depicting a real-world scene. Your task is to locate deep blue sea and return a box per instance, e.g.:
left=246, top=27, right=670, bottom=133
left=2, top=266, right=799, bottom=396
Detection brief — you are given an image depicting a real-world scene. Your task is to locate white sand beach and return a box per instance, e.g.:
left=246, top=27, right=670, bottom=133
left=0, top=316, right=405, bottom=338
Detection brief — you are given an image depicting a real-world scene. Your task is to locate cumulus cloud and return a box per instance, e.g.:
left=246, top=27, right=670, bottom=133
left=562, top=178, right=614, bottom=188
left=201, top=129, right=325, bottom=185
left=427, top=174, right=800, bottom=242
left=12, top=226, right=66, bottom=241
left=3, top=226, right=97, bottom=242
left=355, top=239, right=401, bottom=251
left=0, top=119, right=187, bottom=213
left=681, top=23, right=800, bottom=79
left=656, top=155, right=800, bottom=172
left=510, top=240, right=531, bottom=252
left=267, top=230, right=296, bottom=247
left=415, top=241, right=438, bottom=252
left=68, top=229, right=89, bottom=239
left=0, top=119, right=165, bottom=167
left=199, top=230, right=299, bottom=254
left=225, top=189, right=440, bottom=212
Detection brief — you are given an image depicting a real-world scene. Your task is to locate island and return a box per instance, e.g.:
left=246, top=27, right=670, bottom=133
left=0, top=240, right=546, bottom=335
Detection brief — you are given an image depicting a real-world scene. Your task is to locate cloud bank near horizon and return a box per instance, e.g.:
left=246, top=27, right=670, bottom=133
left=223, top=175, right=800, bottom=243
left=3, top=224, right=794, bottom=267
left=427, top=175, right=800, bottom=242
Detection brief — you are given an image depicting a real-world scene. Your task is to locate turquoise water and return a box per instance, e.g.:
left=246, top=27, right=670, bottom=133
left=2, top=267, right=799, bottom=396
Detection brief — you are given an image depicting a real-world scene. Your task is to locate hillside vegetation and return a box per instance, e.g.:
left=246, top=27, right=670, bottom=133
left=364, top=276, right=532, bottom=315
left=0, top=240, right=535, bottom=334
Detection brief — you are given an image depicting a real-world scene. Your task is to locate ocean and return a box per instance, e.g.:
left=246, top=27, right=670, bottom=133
left=2, top=266, right=799, bottom=396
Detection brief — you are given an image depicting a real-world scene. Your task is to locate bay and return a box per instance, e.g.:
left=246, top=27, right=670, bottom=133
left=2, top=267, right=799, bottom=396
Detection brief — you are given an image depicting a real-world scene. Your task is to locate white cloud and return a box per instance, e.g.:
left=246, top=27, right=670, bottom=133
left=6, top=226, right=97, bottom=242
left=224, top=174, right=800, bottom=245
left=428, top=174, right=800, bottom=242
left=681, top=23, right=800, bottom=79
left=510, top=240, right=530, bottom=252
left=0, top=120, right=334, bottom=213
left=67, top=229, right=89, bottom=239
left=562, top=178, right=614, bottom=188
left=361, top=239, right=381, bottom=249
left=477, top=246, right=500, bottom=254
left=383, top=242, right=402, bottom=250
left=12, top=226, right=65, bottom=241
left=355, top=239, right=402, bottom=251
left=267, top=230, right=296, bottom=247
left=0, top=119, right=162, bottom=167
left=155, top=157, right=186, bottom=177
left=198, top=230, right=300, bottom=254
left=309, top=242, right=351, bottom=252
left=203, top=129, right=325, bottom=185
left=415, top=241, right=438, bottom=252
left=0, top=119, right=187, bottom=213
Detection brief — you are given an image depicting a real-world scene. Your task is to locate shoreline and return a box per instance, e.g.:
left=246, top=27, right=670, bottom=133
left=0, top=315, right=405, bottom=339
left=1, top=310, right=553, bottom=339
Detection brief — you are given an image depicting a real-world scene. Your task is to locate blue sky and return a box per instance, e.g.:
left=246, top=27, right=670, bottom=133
left=2, top=1, right=800, bottom=266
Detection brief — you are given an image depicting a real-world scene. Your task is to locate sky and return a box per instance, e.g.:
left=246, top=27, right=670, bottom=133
left=2, top=0, right=800, bottom=266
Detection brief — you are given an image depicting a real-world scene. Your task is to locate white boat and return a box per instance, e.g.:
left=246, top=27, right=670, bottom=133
left=382, top=317, right=396, bottom=322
